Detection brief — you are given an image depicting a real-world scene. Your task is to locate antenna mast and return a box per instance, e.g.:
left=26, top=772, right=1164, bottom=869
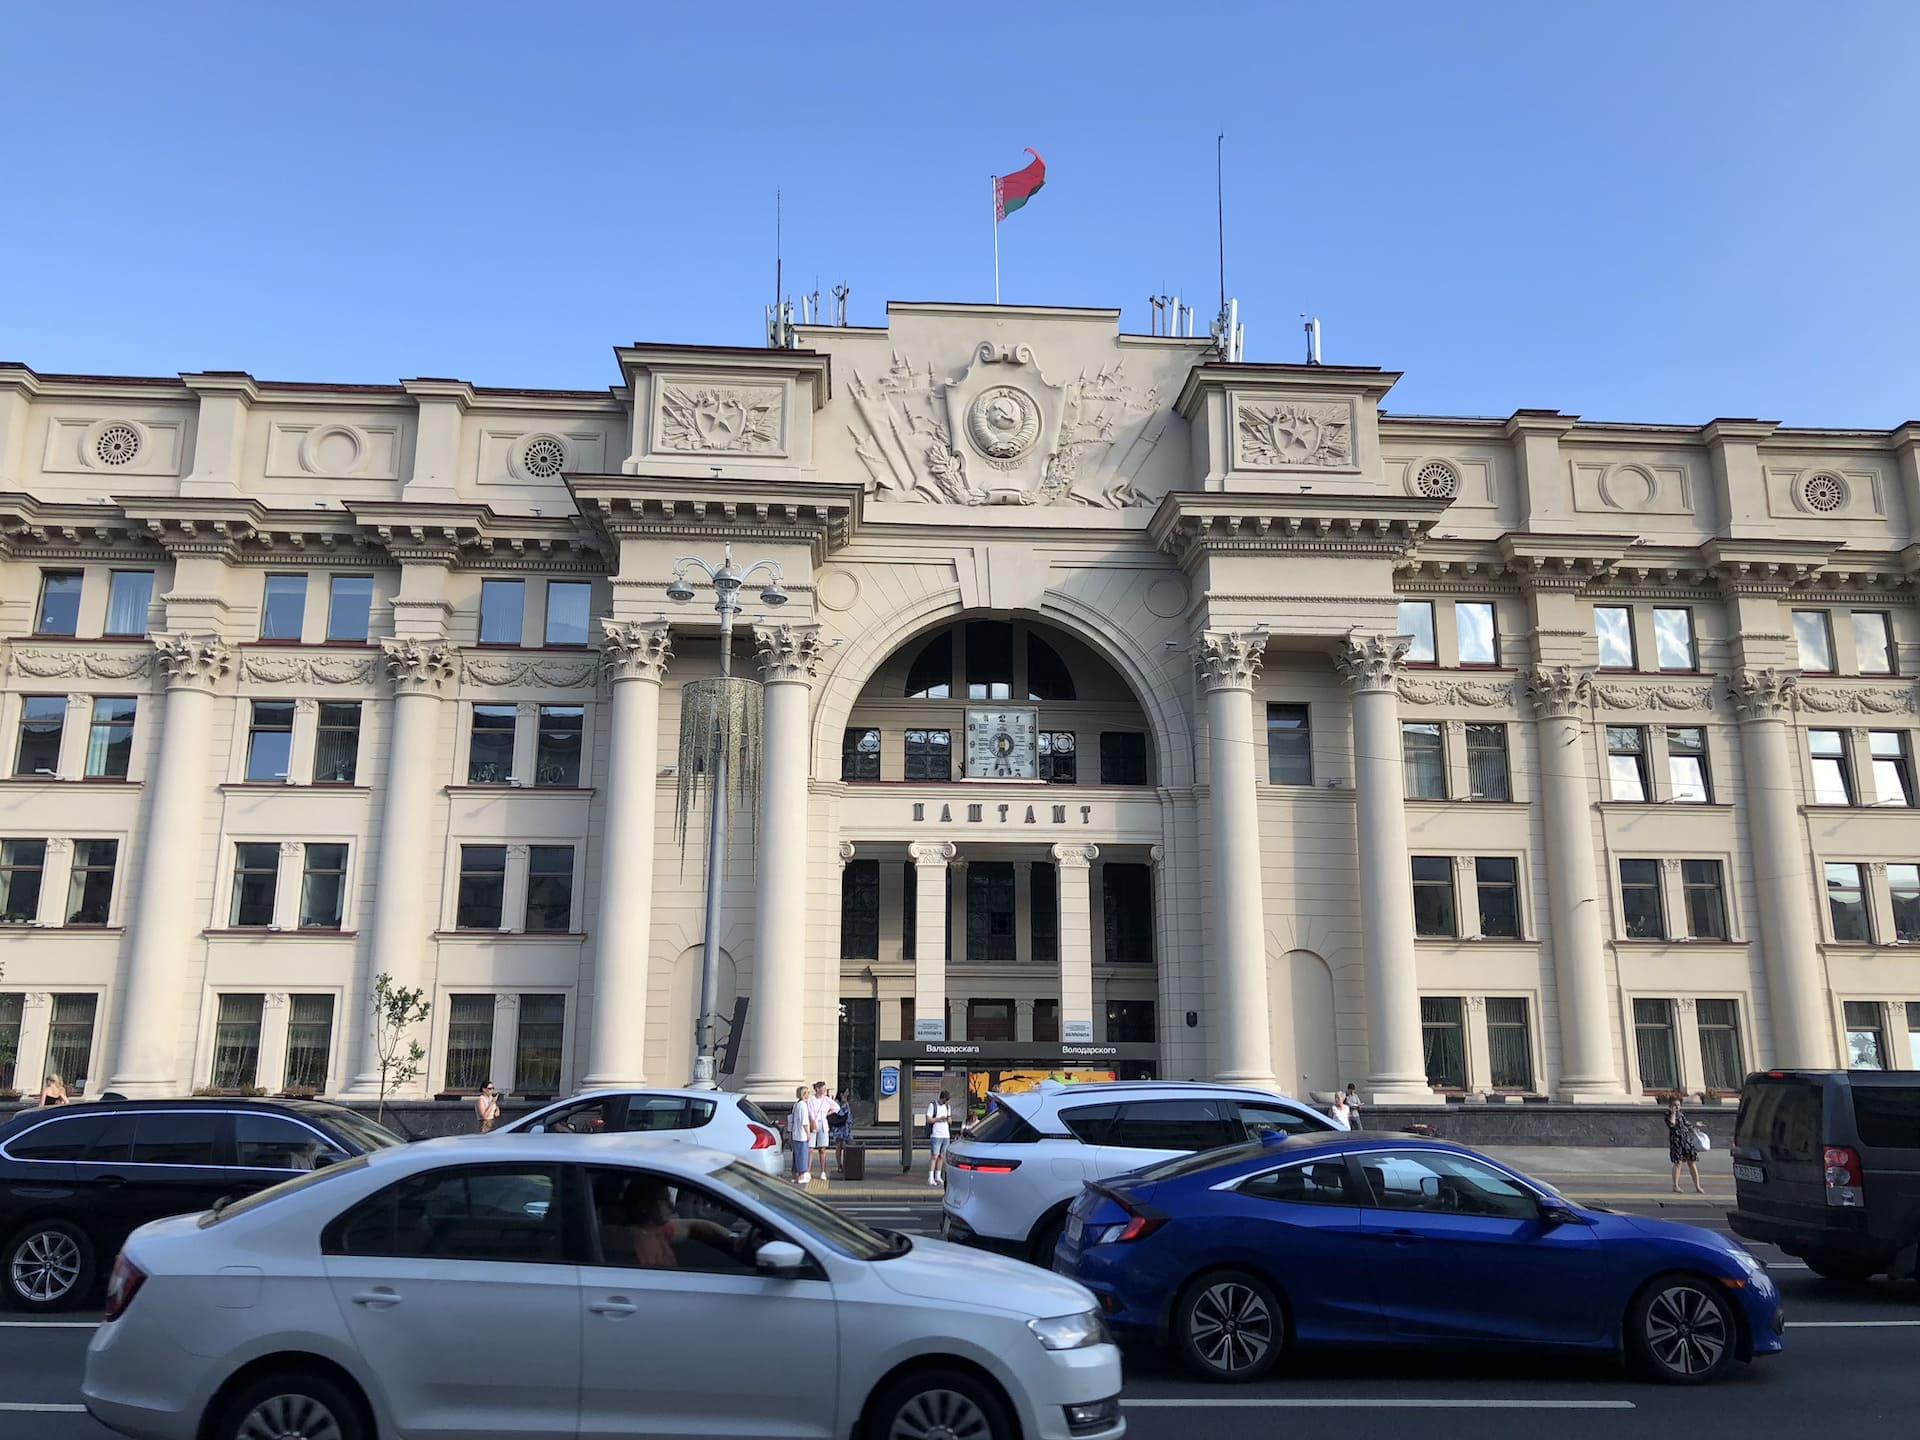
left=1209, top=133, right=1244, bottom=361
left=764, top=189, right=796, bottom=348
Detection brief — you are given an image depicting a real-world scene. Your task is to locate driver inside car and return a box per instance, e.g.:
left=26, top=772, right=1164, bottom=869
left=597, top=1175, right=745, bottom=1270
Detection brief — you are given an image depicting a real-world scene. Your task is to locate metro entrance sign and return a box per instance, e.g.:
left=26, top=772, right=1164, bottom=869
left=877, top=1040, right=1158, bottom=1064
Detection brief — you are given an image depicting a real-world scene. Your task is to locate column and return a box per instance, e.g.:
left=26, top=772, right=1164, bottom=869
left=342, top=638, right=456, bottom=1097
left=1053, top=843, right=1098, bottom=1042
left=1334, top=634, right=1435, bottom=1103
left=1195, top=631, right=1277, bottom=1090
left=741, top=623, right=822, bottom=1099
left=582, top=621, right=672, bottom=1088
left=908, top=842, right=955, bottom=1040
left=1730, top=668, right=1835, bottom=1067
left=1523, top=664, right=1627, bottom=1099
left=106, top=635, right=233, bottom=1096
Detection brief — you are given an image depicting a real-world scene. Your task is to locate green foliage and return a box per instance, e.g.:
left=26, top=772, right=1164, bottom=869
left=370, top=972, right=430, bottom=1124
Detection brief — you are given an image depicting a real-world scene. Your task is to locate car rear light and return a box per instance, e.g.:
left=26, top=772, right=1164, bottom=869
left=747, top=1123, right=779, bottom=1150
left=950, top=1154, right=1021, bottom=1174
left=1823, top=1146, right=1864, bottom=1207
left=103, top=1254, right=146, bottom=1322
left=1109, top=1212, right=1167, bottom=1244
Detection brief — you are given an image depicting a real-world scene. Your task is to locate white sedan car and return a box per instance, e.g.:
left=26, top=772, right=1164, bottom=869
left=82, top=1134, right=1123, bottom=1440
left=497, top=1086, right=788, bottom=1176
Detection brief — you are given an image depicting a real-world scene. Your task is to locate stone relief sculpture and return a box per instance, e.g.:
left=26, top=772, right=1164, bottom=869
left=1233, top=400, right=1353, bottom=470
left=1592, top=681, right=1716, bottom=712
left=657, top=385, right=781, bottom=454
left=9, top=648, right=155, bottom=680
left=239, top=653, right=376, bottom=684
left=1396, top=676, right=1515, bottom=707
left=1795, top=685, right=1916, bottom=715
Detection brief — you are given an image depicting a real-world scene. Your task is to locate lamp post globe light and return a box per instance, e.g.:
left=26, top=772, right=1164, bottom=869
left=665, top=544, right=787, bottom=1089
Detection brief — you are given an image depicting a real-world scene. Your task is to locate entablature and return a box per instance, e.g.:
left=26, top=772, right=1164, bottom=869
left=1149, top=492, right=1448, bottom=571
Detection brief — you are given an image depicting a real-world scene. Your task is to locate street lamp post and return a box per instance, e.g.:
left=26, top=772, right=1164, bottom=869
left=665, top=544, right=788, bottom=1089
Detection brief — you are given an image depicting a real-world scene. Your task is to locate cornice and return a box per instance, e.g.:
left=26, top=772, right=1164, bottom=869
left=1702, top=538, right=1835, bottom=596
left=1173, top=361, right=1401, bottom=419
left=569, top=475, right=862, bottom=564
left=1497, top=533, right=1631, bottom=590
left=1149, top=491, right=1449, bottom=569
left=614, top=344, right=831, bottom=404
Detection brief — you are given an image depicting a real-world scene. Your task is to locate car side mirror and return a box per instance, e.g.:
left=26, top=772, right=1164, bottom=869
left=1538, top=1199, right=1585, bottom=1227
left=754, top=1240, right=808, bottom=1275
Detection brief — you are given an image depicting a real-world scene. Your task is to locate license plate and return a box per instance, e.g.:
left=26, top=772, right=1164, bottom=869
left=1066, top=1215, right=1083, bottom=1245
left=1733, top=1162, right=1765, bottom=1184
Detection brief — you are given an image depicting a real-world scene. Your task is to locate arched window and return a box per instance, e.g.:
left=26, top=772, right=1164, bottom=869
left=1026, top=633, right=1076, bottom=701
left=904, top=631, right=952, bottom=699
left=965, top=621, right=1013, bottom=701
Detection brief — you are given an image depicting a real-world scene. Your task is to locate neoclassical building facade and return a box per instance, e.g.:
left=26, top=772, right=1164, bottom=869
left=1, top=302, right=1918, bottom=1112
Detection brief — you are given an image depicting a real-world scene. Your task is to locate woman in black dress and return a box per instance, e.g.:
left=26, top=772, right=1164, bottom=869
left=1666, top=1094, right=1704, bottom=1194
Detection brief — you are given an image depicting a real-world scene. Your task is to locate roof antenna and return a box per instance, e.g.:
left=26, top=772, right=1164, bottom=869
left=1209, top=134, right=1244, bottom=361
left=1303, top=316, right=1322, bottom=365
left=765, top=190, right=796, bottom=348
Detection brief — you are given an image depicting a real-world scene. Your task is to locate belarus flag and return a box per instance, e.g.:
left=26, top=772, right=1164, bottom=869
left=994, top=149, right=1047, bottom=221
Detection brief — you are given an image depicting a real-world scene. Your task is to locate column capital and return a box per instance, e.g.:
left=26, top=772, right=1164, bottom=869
left=151, top=633, right=234, bottom=691
left=1194, top=629, right=1267, bottom=691
left=1727, top=667, right=1799, bottom=722
left=837, top=840, right=856, bottom=867
left=1334, top=632, right=1409, bottom=695
left=1524, top=663, right=1594, bottom=719
left=753, top=622, right=825, bottom=684
left=600, top=619, right=672, bottom=684
left=908, top=840, right=956, bottom=867
left=381, top=637, right=458, bottom=696
left=1050, top=842, right=1100, bottom=870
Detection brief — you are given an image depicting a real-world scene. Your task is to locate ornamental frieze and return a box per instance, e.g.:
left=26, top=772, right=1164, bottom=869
left=656, top=384, right=782, bottom=454
left=1591, top=681, right=1716, bottom=712
left=1395, top=676, right=1514, bottom=707
left=462, top=656, right=598, bottom=689
left=239, top=653, right=376, bottom=685
left=1233, top=399, right=1354, bottom=470
left=1794, top=684, right=1916, bottom=715
left=8, top=647, right=154, bottom=680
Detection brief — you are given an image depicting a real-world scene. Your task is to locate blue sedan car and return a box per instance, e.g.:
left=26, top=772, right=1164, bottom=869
left=1055, top=1131, right=1782, bottom=1385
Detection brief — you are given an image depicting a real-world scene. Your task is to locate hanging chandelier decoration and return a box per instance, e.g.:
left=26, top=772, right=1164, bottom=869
left=673, top=675, right=763, bottom=863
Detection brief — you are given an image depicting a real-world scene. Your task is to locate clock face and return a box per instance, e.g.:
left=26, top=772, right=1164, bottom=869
left=966, top=707, right=1038, bottom=779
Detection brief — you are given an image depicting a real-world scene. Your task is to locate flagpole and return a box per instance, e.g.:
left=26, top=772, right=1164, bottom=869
left=990, top=173, right=1001, bottom=303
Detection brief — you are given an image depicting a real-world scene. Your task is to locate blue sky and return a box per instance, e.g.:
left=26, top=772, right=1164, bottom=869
left=3, top=3, right=1916, bottom=424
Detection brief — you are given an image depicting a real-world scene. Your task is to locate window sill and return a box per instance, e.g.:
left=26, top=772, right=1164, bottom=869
left=203, top=928, right=359, bottom=939
left=220, top=781, right=373, bottom=795
left=445, top=784, right=596, bottom=795
left=433, top=930, right=588, bottom=941
left=1801, top=803, right=1918, bottom=815
left=1597, top=801, right=1733, bottom=811
left=0, top=924, right=125, bottom=935
left=1400, top=797, right=1530, bottom=808
left=1611, top=937, right=1746, bottom=946
left=0, top=776, right=141, bottom=787
left=1414, top=935, right=1535, bottom=945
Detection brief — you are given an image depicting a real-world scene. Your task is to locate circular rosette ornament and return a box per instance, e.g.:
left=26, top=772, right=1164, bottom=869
left=966, top=385, right=1041, bottom=463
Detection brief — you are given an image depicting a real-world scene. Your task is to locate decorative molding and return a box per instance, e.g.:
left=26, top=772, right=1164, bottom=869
left=1051, top=842, right=1100, bottom=870
left=1443, top=719, right=1465, bottom=738
left=495, top=992, right=520, bottom=1010
left=1660, top=857, right=1682, bottom=876
left=9, top=647, right=156, bottom=681
left=1592, top=681, right=1717, bottom=713
left=1726, top=668, right=1799, bottom=722
left=463, top=656, right=598, bottom=689
left=1233, top=399, right=1353, bottom=469
left=45, top=836, right=71, bottom=854
left=239, top=653, right=376, bottom=685
left=1334, top=633, right=1407, bottom=695
left=837, top=841, right=856, bottom=867
left=152, top=633, right=234, bottom=690
left=280, top=841, right=304, bottom=858
left=753, top=623, right=825, bottom=684
left=506, top=844, right=530, bottom=859
left=1464, top=993, right=1486, bottom=1011
left=1149, top=844, right=1164, bottom=864
left=600, top=620, right=673, bottom=684
left=293, top=698, right=319, bottom=716
left=1867, top=861, right=1889, bottom=878
left=1524, top=664, right=1594, bottom=720
left=1675, top=996, right=1696, bottom=1013
left=265, top=992, right=289, bottom=1010
left=657, top=385, right=782, bottom=454
left=1195, top=630, right=1268, bottom=691
left=381, top=638, right=457, bottom=695
left=1795, top=684, right=1916, bottom=716
left=65, top=692, right=89, bottom=709
left=908, top=840, right=957, bottom=866
left=1395, top=675, right=1514, bottom=707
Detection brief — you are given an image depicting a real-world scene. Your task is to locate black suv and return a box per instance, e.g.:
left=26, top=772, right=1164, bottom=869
left=0, top=1098, right=401, bottom=1310
left=1729, top=1069, right=1920, bottom=1282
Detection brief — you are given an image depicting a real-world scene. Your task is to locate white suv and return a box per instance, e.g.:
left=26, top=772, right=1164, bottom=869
left=942, top=1081, right=1340, bottom=1263
left=499, top=1088, right=787, bottom=1176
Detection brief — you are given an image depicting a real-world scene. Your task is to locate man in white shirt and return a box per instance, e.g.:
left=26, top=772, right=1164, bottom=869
left=806, top=1081, right=839, bottom=1180
left=925, top=1089, right=954, bottom=1186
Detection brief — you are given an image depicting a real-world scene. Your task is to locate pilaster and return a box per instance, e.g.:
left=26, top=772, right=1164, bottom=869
left=1053, top=843, right=1099, bottom=1043
left=908, top=841, right=955, bottom=1041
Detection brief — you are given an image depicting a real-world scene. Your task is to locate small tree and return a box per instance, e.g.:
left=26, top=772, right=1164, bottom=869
left=370, top=972, right=430, bottom=1124
left=0, top=962, right=14, bottom=1095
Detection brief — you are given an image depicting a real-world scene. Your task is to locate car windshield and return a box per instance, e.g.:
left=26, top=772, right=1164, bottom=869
left=705, top=1160, right=903, bottom=1261
left=198, top=1154, right=372, bottom=1226
left=316, top=1109, right=406, bottom=1153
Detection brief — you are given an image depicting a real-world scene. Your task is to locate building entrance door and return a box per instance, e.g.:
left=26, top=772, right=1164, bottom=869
left=836, top=999, right=877, bottom=1123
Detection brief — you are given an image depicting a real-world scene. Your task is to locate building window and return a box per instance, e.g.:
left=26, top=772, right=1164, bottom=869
left=1266, top=704, right=1311, bottom=785
left=1653, top=608, right=1697, bottom=671
left=260, top=574, right=307, bottom=641
left=1682, top=860, right=1728, bottom=940
left=1103, top=862, right=1154, bottom=964
left=904, top=729, right=951, bottom=782
left=1401, top=722, right=1447, bottom=799
left=1843, top=1001, right=1886, bottom=1069
left=65, top=839, right=117, bottom=926
left=1454, top=601, right=1498, bottom=666
left=1027, top=633, right=1076, bottom=701
left=1696, top=999, right=1744, bottom=1093
left=515, top=994, right=565, bottom=1093
left=445, top=994, right=495, bottom=1091
left=1106, top=999, right=1155, bottom=1044
left=325, top=576, right=374, bottom=643
left=841, top=727, right=881, bottom=782
left=468, top=705, right=517, bottom=784
left=904, top=631, right=952, bottom=699
left=283, top=994, right=335, bottom=1093
left=1606, top=726, right=1650, bottom=801
left=1909, top=1002, right=1920, bottom=1068
left=1465, top=724, right=1510, bottom=801
left=1421, top=997, right=1467, bottom=1089
left=1825, top=862, right=1870, bottom=942
left=901, top=861, right=916, bottom=962
left=1594, top=605, right=1636, bottom=669
left=1793, top=610, right=1835, bottom=673
left=1475, top=857, right=1520, bottom=939
left=1033, top=998, right=1060, bottom=1044
left=1809, top=729, right=1854, bottom=806
left=840, top=860, right=879, bottom=960
left=967, top=999, right=1015, bottom=1043
left=1410, top=856, right=1456, bottom=938
left=479, top=579, right=525, bottom=646
left=1889, top=864, right=1920, bottom=942
left=45, top=994, right=97, bottom=1093
left=35, top=571, right=83, bottom=637
left=965, top=861, right=1016, bottom=963
left=105, top=571, right=154, bottom=637
left=299, top=844, right=347, bottom=930
left=1030, top=862, right=1058, bottom=967
left=1619, top=859, right=1665, bottom=939
left=229, top=843, right=280, bottom=927
left=0, top=992, right=21, bottom=1091
left=1099, top=732, right=1148, bottom=785
left=1667, top=726, right=1711, bottom=803
left=1038, top=731, right=1076, bottom=784
left=1396, top=601, right=1436, bottom=664
left=0, top=840, right=46, bottom=924
left=82, top=696, right=136, bottom=780
left=524, top=846, right=574, bottom=933
left=308, top=702, right=361, bottom=785
left=1869, top=731, right=1914, bottom=807
left=535, top=706, right=584, bottom=786
left=1853, top=611, right=1895, bottom=676
left=210, top=994, right=265, bottom=1091
left=15, top=696, right=65, bottom=777
left=1486, top=997, right=1533, bottom=1091
left=1634, top=999, right=1680, bottom=1092
left=245, top=701, right=295, bottom=783
left=544, top=581, right=591, bottom=647
left=965, top=620, right=1013, bottom=700
left=456, top=845, right=507, bottom=929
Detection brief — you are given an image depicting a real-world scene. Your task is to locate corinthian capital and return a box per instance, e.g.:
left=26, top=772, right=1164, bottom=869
left=1524, top=664, right=1594, bottom=719
left=1334, top=632, right=1409, bottom=695
left=381, top=637, right=457, bottom=695
left=754, top=623, right=825, bottom=684
left=1194, top=630, right=1267, bottom=691
left=601, top=619, right=672, bottom=684
left=1726, top=667, right=1799, bottom=722
left=151, top=633, right=234, bottom=690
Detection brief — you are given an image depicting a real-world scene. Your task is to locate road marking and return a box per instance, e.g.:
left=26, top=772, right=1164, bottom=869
left=0, top=1320, right=100, bottom=1329
left=1788, top=1320, right=1920, bottom=1328
left=1123, top=1398, right=1635, bottom=1410
left=0, top=1403, right=89, bottom=1412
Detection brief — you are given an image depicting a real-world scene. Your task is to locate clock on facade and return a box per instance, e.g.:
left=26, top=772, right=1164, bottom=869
left=965, top=707, right=1039, bottom=779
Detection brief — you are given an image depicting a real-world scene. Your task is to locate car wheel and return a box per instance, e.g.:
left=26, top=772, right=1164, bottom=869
left=1627, top=1276, right=1738, bottom=1383
left=870, top=1367, right=1014, bottom=1440
left=215, top=1371, right=365, bottom=1440
left=1802, top=1253, right=1880, bottom=1285
left=1028, top=1212, right=1066, bottom=1268
left=1175, top=1268, right=1284, bottom=1382
left=5, top=1220, right=93, bottom=1311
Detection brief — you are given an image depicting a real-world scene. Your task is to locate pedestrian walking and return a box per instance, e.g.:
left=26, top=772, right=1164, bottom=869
left=474, top=1080, right=502, bottom=1134
left=806, top=1080, right=839, bottom=1181
left=1330, top=1090, right=1351, bottom=1128
left=36, top=1073, right=67, bottom=1107
left=1666, top=1094, right=1706, bottom=1194
left=926, top=1089, right=954, bottom=1187
left=788, top=1086, right=812, bottom=1184
left=1343, top=1083, right=1364, bottom=1130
